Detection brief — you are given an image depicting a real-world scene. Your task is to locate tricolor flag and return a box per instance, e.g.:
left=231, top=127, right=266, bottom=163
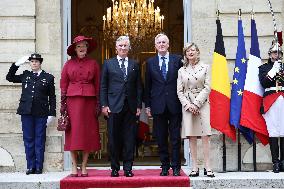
left=138, top=103, right=150, bottom=141
left=240, top=19, right=269, bottom=145
left=230, top=19, right=254, bottom=144
left=210, top=19, right=236, bottom=141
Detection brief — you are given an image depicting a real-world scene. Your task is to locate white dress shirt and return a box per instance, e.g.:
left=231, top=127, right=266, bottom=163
left=117, top=55, right=128, bottom=75
left=158, top=52, right=169, bottom=72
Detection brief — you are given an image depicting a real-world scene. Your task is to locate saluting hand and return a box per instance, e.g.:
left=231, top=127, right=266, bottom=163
left=268, top=61, right=281, bottom=78
left=15, top=55, right=29, bottom=66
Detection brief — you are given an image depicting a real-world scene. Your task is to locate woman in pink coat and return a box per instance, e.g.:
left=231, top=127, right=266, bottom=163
left=60, top=35, right=101, bottom=177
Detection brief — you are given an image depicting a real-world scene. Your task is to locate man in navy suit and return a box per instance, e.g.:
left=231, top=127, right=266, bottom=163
left=145, top=33, right=183, bottom=176
left=100, top=36, right=142, bottom=177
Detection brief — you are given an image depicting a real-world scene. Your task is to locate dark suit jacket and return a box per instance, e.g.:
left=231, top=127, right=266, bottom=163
left=100, top=57, right=142, bottom=114
left=6, top=63, right=56, bottom=117
left=259, top=59, right=283, bottom=97
left=144, top=54, right=182, bottom=114
left=259, top=59, right=284, bottom=113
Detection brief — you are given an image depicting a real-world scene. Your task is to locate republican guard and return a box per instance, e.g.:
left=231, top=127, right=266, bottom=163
left=259, top=37, right=284, bottom=173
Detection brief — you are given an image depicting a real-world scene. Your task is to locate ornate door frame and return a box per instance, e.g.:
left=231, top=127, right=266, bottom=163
left=62, top=0, right=72, bottom=171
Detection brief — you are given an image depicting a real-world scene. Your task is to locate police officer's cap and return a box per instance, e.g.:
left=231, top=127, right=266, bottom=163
left=28, top=53, right=43, bottom=63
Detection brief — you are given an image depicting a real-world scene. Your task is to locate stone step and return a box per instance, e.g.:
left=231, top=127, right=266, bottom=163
left=0, top=167, right=284, bottom=189
left=0, top=133, right=63, bottom=172
left=187, top=171, right=284, bottom=189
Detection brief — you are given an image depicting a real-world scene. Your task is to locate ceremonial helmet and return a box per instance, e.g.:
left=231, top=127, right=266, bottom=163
left=268, top=32, right=283, bottom=59
left=268, top=41, right=283, bottom=54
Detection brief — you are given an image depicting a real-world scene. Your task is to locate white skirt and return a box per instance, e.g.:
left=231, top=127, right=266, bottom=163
left=263, top=95, right=284, bottom=137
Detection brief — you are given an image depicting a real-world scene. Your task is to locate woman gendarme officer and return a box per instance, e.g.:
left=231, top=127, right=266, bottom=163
left=259, top=41, right=284, bottom=173
left=6, top=53, right=56, bottom=175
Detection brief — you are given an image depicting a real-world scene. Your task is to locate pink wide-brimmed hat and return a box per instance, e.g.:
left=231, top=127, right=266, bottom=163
left=67, top=35, right=97, bottom=56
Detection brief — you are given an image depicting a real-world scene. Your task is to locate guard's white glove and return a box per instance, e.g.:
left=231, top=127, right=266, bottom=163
left=46, top=116, right=55, bottom=126
left=268, top=61, right=281, bottom=78
left=15, top=55, right=29, bottom=66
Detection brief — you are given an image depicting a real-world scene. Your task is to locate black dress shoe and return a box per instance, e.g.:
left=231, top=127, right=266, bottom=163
left=273, top=162, right=280, bottom=173
left=26, top=168, right=35, bottom=175
left=173, top=168, right=181, bottom=176
left=35, top=169, right=43, bottom=174
left=280, top=160, right=284, bottom=172
left=160, top=168, right=169, bottom=176
left=124, top=170, right=134, bottom=177
left=111, top=169, right=119, bottom=177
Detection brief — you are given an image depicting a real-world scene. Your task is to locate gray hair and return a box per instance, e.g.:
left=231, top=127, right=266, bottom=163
left=154, top=33, right=169, bottom=44
left=182, top=42, right=200, bottom=67
left=116, top=35, right=131, bottom=49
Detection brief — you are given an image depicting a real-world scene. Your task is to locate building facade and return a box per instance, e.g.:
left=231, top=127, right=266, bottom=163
left=0, top=0, right=283, bottom=172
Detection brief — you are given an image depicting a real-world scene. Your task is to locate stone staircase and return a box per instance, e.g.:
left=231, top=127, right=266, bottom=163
left=0, top=167, right=284, bottom=189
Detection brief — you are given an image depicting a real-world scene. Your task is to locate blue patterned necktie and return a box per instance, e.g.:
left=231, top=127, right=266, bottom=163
left=120, top=58, right=127, bottom=81
left=161, top=56, right=167, bottom=80
left=33, top=72, right=38, bottom=77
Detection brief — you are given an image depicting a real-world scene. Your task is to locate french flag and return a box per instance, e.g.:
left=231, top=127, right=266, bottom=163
left=240, top=19, right=269, bottom=145
left=138, top=103, right=150, bottom=141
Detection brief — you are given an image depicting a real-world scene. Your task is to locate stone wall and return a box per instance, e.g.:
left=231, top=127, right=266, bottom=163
left=192, top=0, right=283, bottom=171
left=0, top=0, right=63, bottom=172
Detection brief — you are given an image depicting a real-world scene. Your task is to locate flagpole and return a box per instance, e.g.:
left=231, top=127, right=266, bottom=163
left=253, top=133, right=257, bottom=171
left=216, top=8, right=227, bottom=172
left=223, top=134, right=226, bottom=172
left=237, top=9, right=242, bottom=172
left=216, top=9, right=220, bottom=20
left=251, top=9, right=257, bottom=172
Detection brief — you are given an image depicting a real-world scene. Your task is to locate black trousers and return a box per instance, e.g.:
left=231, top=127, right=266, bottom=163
left=107, top=101, right=137, bottom=171
left=153, top=107, right=182, bottom=169
left=270, top=137, right=284, bottom=163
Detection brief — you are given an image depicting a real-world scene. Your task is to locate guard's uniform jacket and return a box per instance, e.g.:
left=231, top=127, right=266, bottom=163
left=6, top=63, right=56, bottom=117
left=259, top=59, right=284, bottom=114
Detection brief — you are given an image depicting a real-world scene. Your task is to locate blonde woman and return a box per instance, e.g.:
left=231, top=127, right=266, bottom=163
left=177, top=43, right=214, bottom=177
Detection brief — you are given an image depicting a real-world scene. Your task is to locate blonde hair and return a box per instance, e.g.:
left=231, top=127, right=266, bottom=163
left=182, top=42, right=200, bottom=67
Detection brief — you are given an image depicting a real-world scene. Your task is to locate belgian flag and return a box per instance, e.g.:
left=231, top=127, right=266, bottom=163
left=209, top=19, right=236, bottom=141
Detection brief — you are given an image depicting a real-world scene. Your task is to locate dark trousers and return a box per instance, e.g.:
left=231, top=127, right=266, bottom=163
left=153, top=107, right=181, bottom=169
left=270, top=137, right=284, bottom=163
left=21, top=115, right=47, bottom=170
left=107, top=102, right=137, bottom=171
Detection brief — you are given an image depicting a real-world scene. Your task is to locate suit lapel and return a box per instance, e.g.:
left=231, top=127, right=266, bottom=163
left=167, top=55, right=174, bottom=81
left=127, top=59, right=134, bottom=79
left=111, top=58, right=124, bottom=80
left=153, top=55, right=165, bottom=80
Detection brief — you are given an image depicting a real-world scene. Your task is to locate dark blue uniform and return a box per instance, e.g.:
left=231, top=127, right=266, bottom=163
left=6, top=63, right=56, bottom=172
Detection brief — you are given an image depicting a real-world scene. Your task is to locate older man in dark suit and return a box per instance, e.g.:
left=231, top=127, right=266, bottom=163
left=100, top=36, right=142, bottom=177
left=145, top=33, right=183, bottom=176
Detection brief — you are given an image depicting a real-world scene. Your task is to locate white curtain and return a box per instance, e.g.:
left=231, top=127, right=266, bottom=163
left=183, top=0, right=191, bottom=169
